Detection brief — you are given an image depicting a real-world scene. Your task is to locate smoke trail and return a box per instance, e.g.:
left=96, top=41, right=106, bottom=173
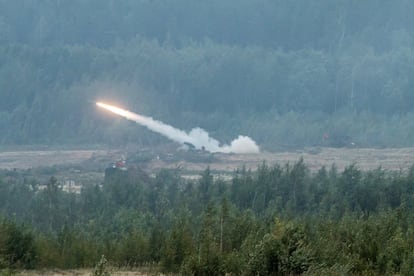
left=96, top=102, right=259, bottom=154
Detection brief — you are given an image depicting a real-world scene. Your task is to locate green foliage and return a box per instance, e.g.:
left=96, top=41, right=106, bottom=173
left=161, top=214, right=194, bottom=273
left=4, top=1, right=414, bottom=273
left=246, top=219, right=312, bottom=275
left=114, top=231, right=149, bottom=267
left=0, top=219, right=36, bottom=269
left=1, top=2, right=414, bottom=148
left=92, top=255, right=111, bottom=276
left=3, top=164, right=414, bottom=274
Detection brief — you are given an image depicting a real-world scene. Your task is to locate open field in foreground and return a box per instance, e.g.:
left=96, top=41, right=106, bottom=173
left=10, top=269, right=153, bottom=276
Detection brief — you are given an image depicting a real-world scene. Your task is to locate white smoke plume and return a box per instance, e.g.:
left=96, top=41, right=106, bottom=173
left=96, top=102, right=259, bottom=154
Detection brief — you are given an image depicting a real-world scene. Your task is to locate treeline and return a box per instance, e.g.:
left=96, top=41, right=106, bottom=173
left=1, top=0, right=414, bottom=51
left=1, top=1, right=414, bottom=148
left=2, top=161, right=414, bottom=274
left=1, top=41, right=414, bottom=148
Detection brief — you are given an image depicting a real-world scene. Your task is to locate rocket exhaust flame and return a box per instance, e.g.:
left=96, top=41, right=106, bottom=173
left=96, top=102, right=260, bottom=154
left=96, top=102, right=139, bottom=120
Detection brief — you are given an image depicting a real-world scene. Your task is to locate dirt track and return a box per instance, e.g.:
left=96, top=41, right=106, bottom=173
left=0, top=150, right=111, bottom=170
left=0, top=147, right=413, bottom=173
left=147, top=147, right=414, bottom=173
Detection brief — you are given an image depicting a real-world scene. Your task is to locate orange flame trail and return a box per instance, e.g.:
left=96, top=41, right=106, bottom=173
left=96, top=101, right=197, bottom=145
left=96, top=102, right=140, bottom=121
left=96, top=101, right=260, bottom=154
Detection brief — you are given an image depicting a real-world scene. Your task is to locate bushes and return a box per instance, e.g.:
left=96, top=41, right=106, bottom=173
left=0, top=219, right=36, bottom=269
left=245, top=219, right=312, bottom=275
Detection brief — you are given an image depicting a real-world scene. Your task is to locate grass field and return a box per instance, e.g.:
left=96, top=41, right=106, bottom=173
left=1, top=147, right=412, bottom=173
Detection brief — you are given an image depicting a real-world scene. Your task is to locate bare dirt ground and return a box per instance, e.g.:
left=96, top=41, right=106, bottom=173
left=0, top=150, right=113, bottom=170
left=0, top=147, right=413, bottom=173
left=143, top=147, right=414, bottom=174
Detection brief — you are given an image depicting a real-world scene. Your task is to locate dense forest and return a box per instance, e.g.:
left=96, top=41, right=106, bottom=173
left=2, top=162, right=414, bottom=274
left=1, top=1, right=414, bottom=149
left=2, top=2, right=414, bottom=275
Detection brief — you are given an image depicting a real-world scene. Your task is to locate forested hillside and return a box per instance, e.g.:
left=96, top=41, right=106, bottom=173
left=1, top=0, right=414, bottom=148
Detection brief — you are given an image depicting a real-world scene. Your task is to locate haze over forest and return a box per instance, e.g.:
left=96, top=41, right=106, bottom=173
left=4, top=2, right=414, bottom=275
left=1, top=0, right=414, bottom=149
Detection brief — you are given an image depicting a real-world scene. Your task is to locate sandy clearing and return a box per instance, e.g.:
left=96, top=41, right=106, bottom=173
left=146, top=147, right=414, bottom=173
left=0, top=150, right=114, bottom=170
left=0, top=147, right=413, bottom=173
